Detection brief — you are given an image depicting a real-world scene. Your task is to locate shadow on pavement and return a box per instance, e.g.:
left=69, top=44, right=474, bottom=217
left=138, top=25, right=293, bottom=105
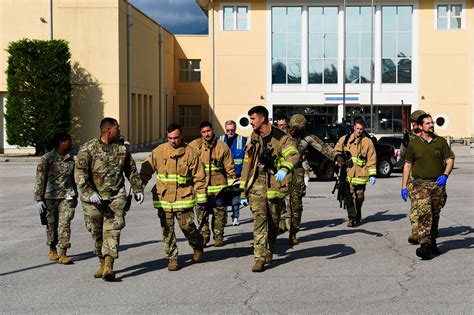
left=301, top=218, right=346, bottom=230
left=438, top=225, right=474, bottom=238
left=359, top=210, right=406, bottom=225
left=438, top=237, right=474, bottom=254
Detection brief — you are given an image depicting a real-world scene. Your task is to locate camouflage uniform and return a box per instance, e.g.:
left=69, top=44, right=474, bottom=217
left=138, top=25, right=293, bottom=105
left=288, top=120, right=338, bottom=240
left=75, top=138, right=143, bottom=259
left=140, top=142, right=207, bottom=258
left=34, top=149, right=77, bottom=249
left=240, top=125, right=300, bottom=264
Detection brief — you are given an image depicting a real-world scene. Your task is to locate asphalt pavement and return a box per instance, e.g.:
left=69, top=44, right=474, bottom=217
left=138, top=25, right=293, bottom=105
left=0, top=145, right=473, bottom=314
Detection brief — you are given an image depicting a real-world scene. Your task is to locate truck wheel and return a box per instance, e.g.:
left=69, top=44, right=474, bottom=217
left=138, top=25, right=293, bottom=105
left=316, top=159, right=335, bottom=181
left=377, top=157, right=393, bottom=178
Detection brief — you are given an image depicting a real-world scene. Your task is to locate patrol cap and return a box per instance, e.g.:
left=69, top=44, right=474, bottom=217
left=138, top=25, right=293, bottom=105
left=410, top=110, right=426, bottom=122
left=289, top=114, right=307, bottom=130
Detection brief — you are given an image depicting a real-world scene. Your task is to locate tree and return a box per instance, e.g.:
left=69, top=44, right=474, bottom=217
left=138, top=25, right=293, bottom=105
left=5, top=39, right=72, bottom=155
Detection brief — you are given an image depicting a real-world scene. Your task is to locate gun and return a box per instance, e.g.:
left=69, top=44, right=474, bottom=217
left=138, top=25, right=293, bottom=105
left=260, top=147, right=278, bottom=175
left=40, top=211, right=47, bottom=225
left=332, top=163, right=347, bottom=209
left=124, top=187, right=133, bottom=215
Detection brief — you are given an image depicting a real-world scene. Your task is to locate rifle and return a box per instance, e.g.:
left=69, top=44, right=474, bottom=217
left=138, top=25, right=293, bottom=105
left=124, top=187, right=133, bottom=215
left=332, top=163, right=347, bottom=209
left=40, top=210, right=47, bottom=225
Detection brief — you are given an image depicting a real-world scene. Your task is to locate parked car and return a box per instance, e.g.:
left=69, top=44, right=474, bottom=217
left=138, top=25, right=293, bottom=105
left=305, top=124, right=395, bottom=180
left=378, top=136, right=404, bottom=170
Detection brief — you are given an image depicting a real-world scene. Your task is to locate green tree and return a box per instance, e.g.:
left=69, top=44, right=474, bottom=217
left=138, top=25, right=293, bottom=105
left=5, top=39, right=72, bottom=155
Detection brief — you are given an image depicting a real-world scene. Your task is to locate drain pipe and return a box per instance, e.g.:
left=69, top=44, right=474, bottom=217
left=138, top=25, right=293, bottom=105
left=49, top=0, right=53, bottom=39
left=127, top=4, right=132, bottom=143
left=159, top=28, right=164, bottom=140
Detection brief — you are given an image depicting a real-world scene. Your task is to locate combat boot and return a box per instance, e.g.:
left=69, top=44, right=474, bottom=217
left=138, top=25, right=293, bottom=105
left=214, top=239, right=224, bottom=247
left=58, top=248, right=73, bottom=265
left=93, top=257, right=105, bottom=278
left=193, top=248, right=203, bottom=263
left=203, top=235, right=210, bottom=247
left=168, top=257, right=179, bottom=271
left=289, top=233, right=299, bottom=245
left=252, top=260, right=265, bottom=272
left=264, top=252, right=273, bottom=265
left=278, top=219, right=287, bottom=234
left=416, top=243, right=432, bottom=260
left=347, top=219, right=355, bottom=227
left=102, top=256, right=116, bottom=281
left=408, top=235, right=419, bottom=245
left=431, top=239, right=441, bottom=256
left=48, top=247, right=59, bottom=261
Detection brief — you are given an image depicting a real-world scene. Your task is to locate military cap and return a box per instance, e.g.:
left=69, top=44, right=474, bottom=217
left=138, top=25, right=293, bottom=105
left=289, top=114, right=307, bottom=130
left=410, top=110, right=426, bottom=122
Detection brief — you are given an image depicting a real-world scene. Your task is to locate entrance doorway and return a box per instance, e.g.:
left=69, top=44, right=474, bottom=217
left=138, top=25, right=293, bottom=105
left=273, top=105, right=338, bottom=128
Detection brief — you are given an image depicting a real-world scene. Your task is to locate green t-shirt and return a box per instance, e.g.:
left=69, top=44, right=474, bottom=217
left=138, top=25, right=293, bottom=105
left=404, top=135, right=454, bottom=179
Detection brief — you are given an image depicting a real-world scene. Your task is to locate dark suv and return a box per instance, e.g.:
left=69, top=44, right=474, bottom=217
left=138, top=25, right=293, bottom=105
left=305, top=124, right=395, bottom=180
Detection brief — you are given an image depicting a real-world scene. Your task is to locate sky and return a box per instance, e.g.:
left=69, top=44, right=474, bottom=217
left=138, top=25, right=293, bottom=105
left=129, top=0, right=208, bottom=34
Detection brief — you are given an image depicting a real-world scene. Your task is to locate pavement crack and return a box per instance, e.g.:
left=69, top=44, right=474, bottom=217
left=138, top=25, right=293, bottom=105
left=234, top=270, right=260, bottom=314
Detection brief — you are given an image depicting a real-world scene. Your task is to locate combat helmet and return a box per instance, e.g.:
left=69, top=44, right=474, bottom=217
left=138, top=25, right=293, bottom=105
left=289, top=114, right=307, bottom=130
left=410, top=110, right=426, bottom=122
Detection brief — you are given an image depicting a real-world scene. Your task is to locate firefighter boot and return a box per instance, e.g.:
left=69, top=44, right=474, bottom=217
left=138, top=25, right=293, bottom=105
left=416, top=243, right=432, bottom=260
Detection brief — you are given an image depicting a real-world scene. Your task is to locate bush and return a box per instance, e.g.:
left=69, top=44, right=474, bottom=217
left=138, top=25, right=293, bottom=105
left=5, top=39, right=72, bottom=155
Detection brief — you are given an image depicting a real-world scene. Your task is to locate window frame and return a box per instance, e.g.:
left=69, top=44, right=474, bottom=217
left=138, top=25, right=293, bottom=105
left=221, top=4, right=251, bottom=31
left=178, top=59, right=201, bottom=83
left=178, top=105, right=202, bottom=129
left=435, top=2, right=465, bottom=30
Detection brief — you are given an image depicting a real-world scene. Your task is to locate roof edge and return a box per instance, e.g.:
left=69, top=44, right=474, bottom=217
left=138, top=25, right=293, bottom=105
left=195, top=0, right=209, bottom=15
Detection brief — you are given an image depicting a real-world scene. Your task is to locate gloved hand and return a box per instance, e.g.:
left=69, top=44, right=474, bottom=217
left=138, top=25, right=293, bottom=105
left=369, top=176, right=376, bottom=186
left=304, top=175, right=310, bottom=187
left=134, top=192, right=144, bottom=205
left=275, top=169, right=287, bottom=182
left=240, top=198, right=249, bottom=207
left=436, top=174, right=448, bottom=187
left=37, top=201, right=46, bottom=215
left=197, top=205, right=206, bottom=212
left=401, top=188, right=408, bottom=202
left=336, top=155, right=346, bottom=166
left=197, top=202, right=207, bottom=208
left=90, top=192, right=102, bottom=205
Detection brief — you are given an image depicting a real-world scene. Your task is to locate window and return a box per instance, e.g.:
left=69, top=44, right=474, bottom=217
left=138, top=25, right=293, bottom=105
left=223, top=6, right=249, bottom=30
left=272, top=6, right=302, bottom=84
left=179, top=105, right=201, bottom=128
left=437, top=4, right=463, bottom=29
left=345, top=6, right=373, bottom=84
left=179, top=60, right=201, bottom=82
left=308, top=7, right=338, bottom=84
left=382, top=6, right=412, bottom=83
left=345, top=106, right=403, bottom=133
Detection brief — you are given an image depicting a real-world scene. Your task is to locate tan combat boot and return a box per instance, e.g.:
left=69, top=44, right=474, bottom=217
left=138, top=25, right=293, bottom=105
left=102, top=256, right=115, bottom=281
left=168, top=257, right=179, bottom=271
left=289, top=233, right=299, bottom=245
left=347, top=219, right=355, bottom=227
left=252, top=260, right=265, bottom=272
left=278, top=219, right=287, bottom=234
left=193, top=248, right=203, bottom=263
left=203, top=235, right=210, bottom=247
left=264, top=252, right=273, bottom=265
left=48, top=247, right=59, bottom=261
left=58, top=248, right=73, bottom=264
left=93, top=257, right=105, bottom=278
left=214, top=239, right=224, bottom=247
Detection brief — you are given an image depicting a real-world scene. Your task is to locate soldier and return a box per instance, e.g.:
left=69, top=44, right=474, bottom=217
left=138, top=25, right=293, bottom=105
left=75, top=117, right=144, bottom=281
left=287, top=114, right=345, bottom=245
left=400, top=110, right=426, bottom=245
left=219, top=120, right=247, bottom=226
left=140, top=123, right=206, bottom=271
left=34, top=133, right=77, bottom=264
left=334, top=118, right=377, bottom=227
left=240, top=106, right=300, bottom=272
left=401, top=114, right=454, bottom=260
left=190, top=121, right=235, bottom=247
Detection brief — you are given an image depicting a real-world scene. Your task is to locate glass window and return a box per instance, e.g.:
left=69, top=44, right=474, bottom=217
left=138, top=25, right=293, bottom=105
left=223, top=5, right=249, bottom=31
left=179, top=105, right=201, bottom=128
left=272, top=6, right=302, bottom=84
left=308, top=6, right=338, bottom=84
left=345, top=6, right=373, bottom=84
left=346, top=106, right=403, bottom=133
left=179, top=59, right=201, bottom=82
left=382, top=6, right=412, bottom=83
left=437, top=4, right=463, bottom=29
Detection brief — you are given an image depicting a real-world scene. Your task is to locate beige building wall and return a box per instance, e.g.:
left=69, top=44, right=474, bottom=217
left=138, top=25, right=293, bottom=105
left=419, top=0, right=473, bottom=137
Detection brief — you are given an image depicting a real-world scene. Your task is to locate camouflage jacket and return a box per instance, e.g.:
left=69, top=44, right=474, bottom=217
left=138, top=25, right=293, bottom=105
left=34, top=149, right=77, bottom=201
left=189, top=137, right=236, bottom=196
left=240, top=125, right=300, bottom=199
left=75, top=138, right=143, bottom=202
left=140, top=143, right=207, bottom=211
left=294, top=131, right=338, bottom=170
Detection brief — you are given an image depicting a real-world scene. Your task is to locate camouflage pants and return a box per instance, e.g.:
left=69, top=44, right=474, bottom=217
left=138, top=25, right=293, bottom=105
left=344, top=184, right=366, bottom=220
left=248, top=174, right=283, bottom=261
left=288, top=168, right=305, bottom=234
left=407, top=176, right=419, bottom=237
left=82, top=197, right=126, bottom=259
left=157, top=208, right=204, bottom=258
left=45, top=199, right=75, bottom=249
left=412, top=180, right=447, bottom=244
left=196, top=206, right=225, bottom=241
